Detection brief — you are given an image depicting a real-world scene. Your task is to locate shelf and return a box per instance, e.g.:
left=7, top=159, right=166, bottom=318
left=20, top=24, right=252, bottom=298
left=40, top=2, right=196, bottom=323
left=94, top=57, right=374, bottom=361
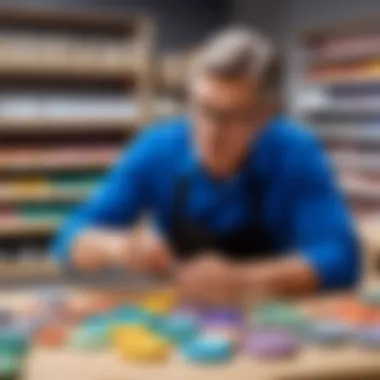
left=0, top=158, right=115, bottom=173
left=0, top=188, right=92, bottom=204
left=343, top=181, right=380, bottom=201
left=0, top=220, right=60, bottom=237
left=0, top=117, right=140, bottom=135
left=0, top=260, right=61, bottom=280
left=309, top=49, right=380, bottom=65
left=334, top=152, right=380, bottom=172
left=303, top=103, right=380, bottom=115
left=0, top=6, right=144, bottom=35
left=317, top=126, right=380, bottom=142
left=0, top=147, right=118, bottom=172
left=306, top=73, right=380, bottom=86
left=0, top=62, right=139, bottom=81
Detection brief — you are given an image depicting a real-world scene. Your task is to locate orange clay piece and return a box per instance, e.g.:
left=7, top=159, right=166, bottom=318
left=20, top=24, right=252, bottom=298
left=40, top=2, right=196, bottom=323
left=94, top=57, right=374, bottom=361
left=333, top=298, right=377, bottom=326
left=35, top=325, right=69, bottom=348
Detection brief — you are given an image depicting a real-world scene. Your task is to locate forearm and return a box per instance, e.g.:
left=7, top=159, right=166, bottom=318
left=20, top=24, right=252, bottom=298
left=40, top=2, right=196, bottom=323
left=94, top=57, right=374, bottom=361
left=236, top=256, right=319, bottom=300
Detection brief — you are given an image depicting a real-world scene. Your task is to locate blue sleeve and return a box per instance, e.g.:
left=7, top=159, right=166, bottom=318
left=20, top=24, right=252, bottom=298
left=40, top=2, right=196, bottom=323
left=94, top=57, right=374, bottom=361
left=51, top=129, right=157, bottom=263
left=288, top=135, right=361, bottom=291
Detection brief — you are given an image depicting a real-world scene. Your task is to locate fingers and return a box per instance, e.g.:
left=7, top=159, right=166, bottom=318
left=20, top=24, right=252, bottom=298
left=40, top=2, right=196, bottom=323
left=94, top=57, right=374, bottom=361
left=122, top=231, right=174, bottom=274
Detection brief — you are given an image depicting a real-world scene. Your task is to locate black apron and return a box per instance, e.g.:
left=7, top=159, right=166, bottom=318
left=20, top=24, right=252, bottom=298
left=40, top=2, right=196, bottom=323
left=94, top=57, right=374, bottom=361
left=168, top=165, right=275, bottom=262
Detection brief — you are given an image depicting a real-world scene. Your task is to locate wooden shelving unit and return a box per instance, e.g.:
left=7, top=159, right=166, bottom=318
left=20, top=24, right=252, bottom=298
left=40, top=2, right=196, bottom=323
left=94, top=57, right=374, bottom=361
left=292, top=16, right=380, bottom=218
left=0, top=7, right=154, bottom=278
left=155, top=50, right=196, bottom=118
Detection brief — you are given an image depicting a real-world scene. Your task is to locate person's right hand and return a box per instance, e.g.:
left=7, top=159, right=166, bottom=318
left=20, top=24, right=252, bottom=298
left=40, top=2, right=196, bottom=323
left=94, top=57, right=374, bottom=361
left=72, top=228, right=174, bottom=274
left=72, top=230, right=134, bottom=272
left=123, top=229, right=174, bottom=274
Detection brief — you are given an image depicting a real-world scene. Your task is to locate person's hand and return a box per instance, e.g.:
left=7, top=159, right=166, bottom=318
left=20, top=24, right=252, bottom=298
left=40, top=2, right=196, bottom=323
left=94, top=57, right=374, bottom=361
left=123, top=229, right=174, bottom=274
left=72, top=230, right=133, bottom=272
left=177, top=253, right=242, bottom=305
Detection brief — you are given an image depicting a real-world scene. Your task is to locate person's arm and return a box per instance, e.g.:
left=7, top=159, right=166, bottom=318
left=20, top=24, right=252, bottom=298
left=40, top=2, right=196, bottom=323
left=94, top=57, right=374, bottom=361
left=237, top=135, right=360, bottom=298
left=51, top=130, right=158, bottom=271
left=177, top=134, right=360, bottom=304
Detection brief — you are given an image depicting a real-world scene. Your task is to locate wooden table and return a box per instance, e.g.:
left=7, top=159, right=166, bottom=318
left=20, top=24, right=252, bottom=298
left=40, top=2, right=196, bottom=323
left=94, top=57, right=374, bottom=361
left=3, top=288, right=380, bottom=380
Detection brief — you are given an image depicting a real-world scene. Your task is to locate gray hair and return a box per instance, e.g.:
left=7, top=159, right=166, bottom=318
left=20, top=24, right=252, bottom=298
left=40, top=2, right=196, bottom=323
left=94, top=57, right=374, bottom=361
left=192, top=27, right=274, bottom=83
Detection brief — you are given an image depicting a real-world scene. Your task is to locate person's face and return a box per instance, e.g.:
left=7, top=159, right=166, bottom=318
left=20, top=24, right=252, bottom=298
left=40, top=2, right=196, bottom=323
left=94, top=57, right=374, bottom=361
left=190, top=74, right=261, bottom=176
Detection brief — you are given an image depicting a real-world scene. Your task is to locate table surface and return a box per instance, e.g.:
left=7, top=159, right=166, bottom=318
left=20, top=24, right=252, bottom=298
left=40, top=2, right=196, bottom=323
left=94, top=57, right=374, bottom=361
left=3, top=287, right=380, bottom=380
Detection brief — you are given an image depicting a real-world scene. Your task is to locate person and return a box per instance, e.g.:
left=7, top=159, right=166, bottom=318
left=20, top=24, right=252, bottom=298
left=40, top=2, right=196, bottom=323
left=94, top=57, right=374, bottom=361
left=52, top=28, right=360, bottom=304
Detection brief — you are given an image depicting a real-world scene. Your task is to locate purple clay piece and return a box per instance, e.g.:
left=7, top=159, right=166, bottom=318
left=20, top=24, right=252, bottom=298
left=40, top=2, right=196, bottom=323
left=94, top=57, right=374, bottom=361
left=201, top=308, right=244, bottom=328
left=172, top=305, right=201, bottom=319
left=245, top=329, right=300, bottom=359
left=0, top=309, right=13, bottom=327
left=354, top=325, right=380, bottom=349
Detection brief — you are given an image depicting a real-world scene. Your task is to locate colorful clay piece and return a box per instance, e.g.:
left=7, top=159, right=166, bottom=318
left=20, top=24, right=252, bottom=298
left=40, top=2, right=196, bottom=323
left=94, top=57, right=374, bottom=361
left=353, top=325, right=380, bottom=349
left=202, top=308, right=244, bottom=327
left=35, top=325, right=68, bottom=348
left=244, top=329, right=300, bottom=359
left=253, top=302, right=309, bottom=335
left=111, top=325, right=152, bottom=347
left=360, top=289, right=380, bottom=307
left=0, top=352, right=22, bottom=378
left=182, top=336, right=234, bottom=364
left=0, top=310, right=13, bottom=327
left=115, top=327, right=171, bottom=362
left=69, top=323, right=109, bottom=350
left=305, top=321, right=351, bottom=345
left=139, top=291, right=176, bottom=315
left=110, top=306, right=161, bottom=331
left=158, top=314, right=200, bottom=344
left=0, top=328, right=29, bottom=356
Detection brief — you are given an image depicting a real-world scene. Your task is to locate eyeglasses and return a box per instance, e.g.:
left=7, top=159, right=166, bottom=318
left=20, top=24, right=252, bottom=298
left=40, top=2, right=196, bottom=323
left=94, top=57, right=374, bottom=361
left=192, top=101, right=258, bottom=127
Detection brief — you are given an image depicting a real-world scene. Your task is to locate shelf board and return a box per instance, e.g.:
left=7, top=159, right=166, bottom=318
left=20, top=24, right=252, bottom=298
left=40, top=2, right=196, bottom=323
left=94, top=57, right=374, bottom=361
left=0, top=62, right=139, bottom=81
left=0, top=117, right=140, bottom=134
left=334, top=152, right=380, bottom=172
left=306, top=73, right=380, bottom=86
left=0, top=260, right=61, bottom=280
left=0, top=188, right=92, bottom=204
left=308, top=49, right=380, bottom=65
left=0, top=6, right=143, bottom=35
left=0, top=160, right=113, bottom=173
left=317, top=126, right=380, bottom=142
left=0, top=220, right=60, bottom=237
left=303, top=104, right=380, bottom=115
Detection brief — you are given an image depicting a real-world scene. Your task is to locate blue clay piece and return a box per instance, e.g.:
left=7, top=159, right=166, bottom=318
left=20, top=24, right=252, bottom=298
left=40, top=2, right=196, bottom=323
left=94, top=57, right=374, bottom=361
left=306, top=321, right=351, bottom=345
left=70, top=324, right=109, bottom=350
left=0, top=328, right=28, bottom=356
left=158, top=314, right=200, bottom=344
left=354, top=326, right=380, bottom=349
left=181, top=336, right=234, bottom=364
left=110, top=306, right=162, bottom=330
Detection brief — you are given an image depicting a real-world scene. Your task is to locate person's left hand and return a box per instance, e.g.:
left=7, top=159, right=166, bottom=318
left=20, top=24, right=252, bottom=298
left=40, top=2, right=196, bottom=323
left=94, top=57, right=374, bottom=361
left=176, top=253, right=242, bottom=305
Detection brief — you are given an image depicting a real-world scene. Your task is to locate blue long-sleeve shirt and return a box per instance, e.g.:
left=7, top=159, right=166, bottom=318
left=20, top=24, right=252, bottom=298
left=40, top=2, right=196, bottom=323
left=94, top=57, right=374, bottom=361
left=52, top=115, right=360, bottom=290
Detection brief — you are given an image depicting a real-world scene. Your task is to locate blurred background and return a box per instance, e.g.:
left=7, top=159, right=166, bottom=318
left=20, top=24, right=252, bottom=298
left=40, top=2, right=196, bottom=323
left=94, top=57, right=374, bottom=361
left=0, top=0, right=378, bottom=283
